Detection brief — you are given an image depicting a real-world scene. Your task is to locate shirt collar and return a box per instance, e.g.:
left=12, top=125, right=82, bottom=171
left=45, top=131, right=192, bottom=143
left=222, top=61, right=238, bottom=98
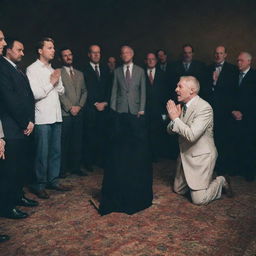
left=4, top=57, right=17, bottom=69
left=186, top=95, right=199, bottom=108
left=241, top=67, right=250, bottom=75
left=123, top=62, right=133, bottom=69
left=36, top=59, right=52, bottom=68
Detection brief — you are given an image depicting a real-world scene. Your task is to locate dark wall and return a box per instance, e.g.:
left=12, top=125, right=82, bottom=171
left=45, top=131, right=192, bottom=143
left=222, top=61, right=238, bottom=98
left=1, top=0, right=256, bottom=69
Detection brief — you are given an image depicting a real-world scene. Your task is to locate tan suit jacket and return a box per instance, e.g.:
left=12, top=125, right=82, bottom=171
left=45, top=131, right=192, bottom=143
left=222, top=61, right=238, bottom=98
left=167, top=96, right=217, bottom=190
left=0, top=120, right=4, bottom=138
left=60, top=67, right=87, bottom=116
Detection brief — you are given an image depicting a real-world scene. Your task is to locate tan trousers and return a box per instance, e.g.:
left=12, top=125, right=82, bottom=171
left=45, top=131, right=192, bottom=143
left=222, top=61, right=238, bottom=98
left=173, top=165, right=225, bottom=205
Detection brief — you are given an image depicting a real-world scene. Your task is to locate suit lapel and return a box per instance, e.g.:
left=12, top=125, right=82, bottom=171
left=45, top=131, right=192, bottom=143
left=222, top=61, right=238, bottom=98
left=181, top=96, right=199, bottom=123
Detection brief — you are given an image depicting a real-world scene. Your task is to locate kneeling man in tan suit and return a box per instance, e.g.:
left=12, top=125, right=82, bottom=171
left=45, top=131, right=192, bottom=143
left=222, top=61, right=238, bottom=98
left=167, top=76, right=232, bottom=205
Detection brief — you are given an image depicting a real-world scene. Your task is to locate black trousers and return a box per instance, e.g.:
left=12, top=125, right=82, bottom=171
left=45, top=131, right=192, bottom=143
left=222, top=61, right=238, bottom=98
left=231, top=120, right=256, bottom=179
left=83, top=109, right=108, bottom=167
left=0, top=138, right=30, bottom=213
left=61, top=114, right=83, bottom=174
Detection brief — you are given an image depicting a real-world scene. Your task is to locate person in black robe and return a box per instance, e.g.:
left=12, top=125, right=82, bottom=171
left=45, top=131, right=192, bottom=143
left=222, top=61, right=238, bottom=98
left=99, top=46, right=153, bottom=215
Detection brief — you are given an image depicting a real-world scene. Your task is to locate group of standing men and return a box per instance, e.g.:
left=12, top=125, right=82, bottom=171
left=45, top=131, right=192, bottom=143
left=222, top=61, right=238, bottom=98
left=0, top=28, right=256, bottom=240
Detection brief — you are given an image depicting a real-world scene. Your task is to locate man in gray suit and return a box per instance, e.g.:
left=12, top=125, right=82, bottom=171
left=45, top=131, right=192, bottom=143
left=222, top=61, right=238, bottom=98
left=167, top=76, right=233, bottom=205
left=111, top=45, right=146, bottom=116
left=59, top=47, right=87, bottom=177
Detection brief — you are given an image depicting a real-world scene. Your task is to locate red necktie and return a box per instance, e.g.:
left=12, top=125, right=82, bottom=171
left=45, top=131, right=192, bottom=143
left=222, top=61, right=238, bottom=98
left=125, top=65, right=131, bottom=85
left=149, top=69, right=154, bottom=85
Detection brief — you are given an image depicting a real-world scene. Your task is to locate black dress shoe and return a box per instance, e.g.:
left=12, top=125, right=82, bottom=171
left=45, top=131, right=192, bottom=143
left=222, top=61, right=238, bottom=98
left=223, top=175, right=234, bottom=198
left=0, top=208, right=29, bottom=219
left=74, top=170, right=88, bottom=176
left=31, top=189, right=50, bottom=199
left=0, top=235, right=10, bottom=242
left=17, top=196, right=39, bottom=207
left=84, top=165, right=94, bottom=172
left=46, top=184, right=72, bottom=192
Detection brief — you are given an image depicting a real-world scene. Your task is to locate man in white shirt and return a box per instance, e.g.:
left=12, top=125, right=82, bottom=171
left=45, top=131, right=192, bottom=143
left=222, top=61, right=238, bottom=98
left=27, top=37, right=70, bottom=199
left=166, top=76, right=233, bottom=205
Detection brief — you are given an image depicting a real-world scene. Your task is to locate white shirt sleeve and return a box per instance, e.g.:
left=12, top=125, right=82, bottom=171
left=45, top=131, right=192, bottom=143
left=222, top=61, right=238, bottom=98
left=26, top=67, right=54, bottom=100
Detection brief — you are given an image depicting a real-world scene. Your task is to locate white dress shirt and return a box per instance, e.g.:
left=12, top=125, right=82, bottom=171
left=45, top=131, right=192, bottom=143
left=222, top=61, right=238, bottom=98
left=147, top=67, right=156, bottom=79
left=4, top=57, right=17, bottom=69
left=26, top=59, right=65, bottom=125
left=90, top=62, right=101, bottom=76
left=64, top=66, right=74, bottom=77
left=123, top=62, right=134, bottom=77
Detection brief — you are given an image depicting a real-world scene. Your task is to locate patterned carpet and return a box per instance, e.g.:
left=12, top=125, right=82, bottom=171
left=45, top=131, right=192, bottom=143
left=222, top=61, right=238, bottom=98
left=0, top=159, right=255, bottom=256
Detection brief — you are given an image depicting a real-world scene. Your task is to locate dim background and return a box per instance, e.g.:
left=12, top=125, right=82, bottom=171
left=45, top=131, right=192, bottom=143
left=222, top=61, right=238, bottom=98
left=1, top=0, right=256, bottom=69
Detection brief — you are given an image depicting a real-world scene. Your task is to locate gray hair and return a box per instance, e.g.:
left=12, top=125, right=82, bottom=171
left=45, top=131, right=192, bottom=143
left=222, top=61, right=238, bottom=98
left=121, top=45, right=134, bottom=54
left=239, top=51, right=252, bottom=61
left=180, top=76, right=200, bottom=94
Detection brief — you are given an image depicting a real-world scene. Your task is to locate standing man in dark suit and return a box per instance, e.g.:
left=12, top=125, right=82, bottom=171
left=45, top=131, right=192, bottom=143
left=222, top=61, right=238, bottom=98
left=232, top=52, right=256, bottom=181
left=0, top=30, right=10, bottom=242
left=0, top=37, right=38, bottom=219
left=0, top=121, right=10, bottom=242
left=205, top=46, right=237, bottom=175
left=111, top=45, right=146, bottom=116
left=172, top=44, right=206, bottom=98
left=83, top=45, right=110, bottom=171
left=144, top=52, right=167, bottom=161
left=59, top=47, right=87, bottom=177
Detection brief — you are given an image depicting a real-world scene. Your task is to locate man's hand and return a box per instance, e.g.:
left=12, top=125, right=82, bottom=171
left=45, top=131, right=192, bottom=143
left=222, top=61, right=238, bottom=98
left=70, top=106, right=81, bottom=116
left=23, top=122, right=34, bottom=136
left=50, top=69, right=61, bottom=87
left=94, top=102, right=108, bottom=112
left=0, top=139, right=5, bottom=159
left=137, top=111, right=144, bottom=118
left=232, top=110, right=243, bottom=121
left=213, top=70, right=220, bottom=82
left=166, top=100, right=182, bottom=120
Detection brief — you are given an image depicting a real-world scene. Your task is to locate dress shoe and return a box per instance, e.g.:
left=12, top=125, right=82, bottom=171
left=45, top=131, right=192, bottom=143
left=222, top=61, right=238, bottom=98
left=0, top=235, right=10, bottom=242
left=31, top=189, right=50, bottom=199
left=0, top=208, right=29, bottom=219
left=84, top=165, right=94, bottom=172
left=17, top=196, right=39, bottom=207
left=47, top=184, right=71, bottom=192
left=74, top=170, right=88, bottom=176
left=223, top=175, right=234, bottom=198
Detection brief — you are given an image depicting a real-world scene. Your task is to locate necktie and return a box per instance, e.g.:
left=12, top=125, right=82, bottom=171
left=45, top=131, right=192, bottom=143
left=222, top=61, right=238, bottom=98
left=149, top=69, right=154, bottom=85
left=215, top=63, right=223, bottom=68
left=125, top=65, right=131, bottom=85
left=239, top=72, right=244, bottom=86
left=70, top=67, right=74, bottom=79
left=184, top=63, right=189, bottom=71
left=95, top=65, right=100, bottom=80
left=182, top=104, right=187, bottom=117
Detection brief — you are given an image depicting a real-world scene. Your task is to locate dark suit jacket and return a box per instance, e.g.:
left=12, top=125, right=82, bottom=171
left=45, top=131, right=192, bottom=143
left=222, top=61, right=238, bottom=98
left=0, top=57, right=35, bottom=139
left=83, top=63, right=111, bottom=123
left=234, top=68, right=256, bottom=126
left=111, top=64, right=146, bottom=115
left=172, top=60, right=206, bottom=95
left=205, top=62, right=237, bottom=122
left=145, top=68, right=167, bottom=118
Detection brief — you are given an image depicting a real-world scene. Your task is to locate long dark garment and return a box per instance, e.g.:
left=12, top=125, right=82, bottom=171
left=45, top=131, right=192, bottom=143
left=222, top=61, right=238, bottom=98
left=99, top=112, right=153, bottom=215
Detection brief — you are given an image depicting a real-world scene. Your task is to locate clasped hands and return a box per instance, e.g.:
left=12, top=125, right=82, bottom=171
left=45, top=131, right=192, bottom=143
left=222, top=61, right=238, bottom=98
left=70, top=106, right=81, bottom=116
left=0, top=139, right=5, bottom=159
left=94, top=102, right=108, bottom=112
left=166, top=100, right=182, bottom=120
left=23, top=121, right=34, bottom=136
